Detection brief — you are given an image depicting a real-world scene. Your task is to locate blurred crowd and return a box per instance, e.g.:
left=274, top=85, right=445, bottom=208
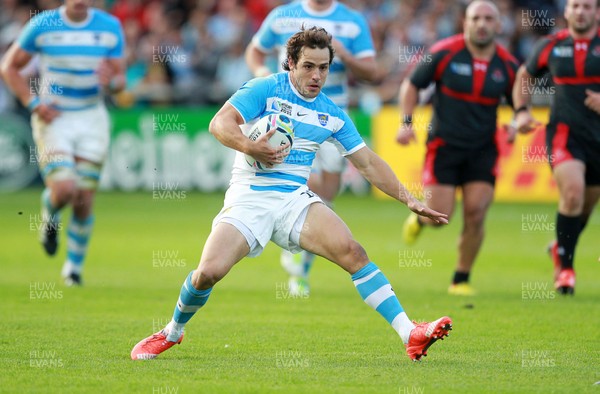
left=0, top=0, right=567, bottom=112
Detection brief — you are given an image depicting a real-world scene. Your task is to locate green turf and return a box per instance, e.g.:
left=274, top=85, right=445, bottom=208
left=1, top=189, right=599, bottom=393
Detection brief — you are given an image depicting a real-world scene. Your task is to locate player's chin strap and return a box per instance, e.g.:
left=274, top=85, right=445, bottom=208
left=75, top=161, right=102, bottom=190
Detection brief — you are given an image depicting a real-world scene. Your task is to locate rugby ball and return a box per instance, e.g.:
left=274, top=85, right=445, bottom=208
left=244, top=114, right=294, bottom=169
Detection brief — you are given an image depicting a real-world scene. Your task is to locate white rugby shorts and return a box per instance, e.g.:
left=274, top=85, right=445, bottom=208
left=32, top=104, right=110, bottom=166
left=212, top=184, right=322, bottom=257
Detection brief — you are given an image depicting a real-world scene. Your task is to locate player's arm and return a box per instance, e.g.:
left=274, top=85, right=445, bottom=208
left=512, top=65, right=542, bottom=134
left=0, top=43, right=59, bottom=122
left=332, top=39, right=377, bottom=82
left=209, top=103, right=285, bottom=166
left=347, top=146, right=448, bottom=224
left=100, top=20, right=127, bottom=94
left=584, top=89, right=600, bottom=114
left=245, top=42, right=272, bottom=78
left=512, top=37, right=551, bottom=134
left=396, top=46, right=441, bottom=145
left=98, top=57, right=126, bottom=94
left=396, top=78, right=419, bottom=145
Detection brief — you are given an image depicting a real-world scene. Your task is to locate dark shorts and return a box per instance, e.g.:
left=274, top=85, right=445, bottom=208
left=422, top=138, right=498, bottom=186
left=546, top=122, right=600, bottom=185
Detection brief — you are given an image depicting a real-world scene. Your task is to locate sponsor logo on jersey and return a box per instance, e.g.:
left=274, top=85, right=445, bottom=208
left=450, top=62, right=472, bottom=76
left=552, top=46, right=573, bottom=57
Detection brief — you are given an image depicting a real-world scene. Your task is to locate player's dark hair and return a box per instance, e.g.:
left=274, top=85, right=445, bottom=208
left=282, top=26, right=334, bottom=71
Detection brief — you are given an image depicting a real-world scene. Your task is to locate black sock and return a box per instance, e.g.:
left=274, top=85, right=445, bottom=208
left=556, top=213, right=581, bottom=270
left=579, top=216, right=589, bottom=236
left=452, top=271, right=470, bottom=284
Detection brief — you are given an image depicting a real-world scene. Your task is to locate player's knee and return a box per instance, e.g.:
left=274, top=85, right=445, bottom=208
left=52, top=182, right=77, bottom=206
left=192, top=267, right=223, bottom=289
left=560, top=187, right=585, bottom=214
left=463, top=207, right=487, bottom=229
left=338, top=240, right=368, bottom=269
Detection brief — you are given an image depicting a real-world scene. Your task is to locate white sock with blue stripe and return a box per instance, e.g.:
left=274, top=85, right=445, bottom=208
left=166, top=271, right=212, bottom=342
left=63, top=215, right=94, bottom=275
left=352, top=262, right=415, bottom=344
left=42, top=188, right=60, bottom=221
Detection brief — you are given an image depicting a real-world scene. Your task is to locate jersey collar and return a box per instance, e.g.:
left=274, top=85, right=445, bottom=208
left=59, top=5, right=94, bottom=28
left=301, top=0, right=338, bottom=17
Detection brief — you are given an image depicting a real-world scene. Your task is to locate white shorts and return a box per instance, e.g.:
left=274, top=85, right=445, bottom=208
left=313, top=140, right=345, bottom=174
left=32, top=104, right=110, bottom=166
left=212, top=184, right=322, bottom=257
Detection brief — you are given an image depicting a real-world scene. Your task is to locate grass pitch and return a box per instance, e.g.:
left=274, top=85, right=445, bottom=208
left=1, top=189, right=599, bottom=393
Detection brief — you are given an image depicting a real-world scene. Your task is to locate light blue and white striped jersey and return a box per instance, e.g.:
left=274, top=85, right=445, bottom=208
left=228, top=72, right=365, bottom=192
left=18, top=6, right=124, bottom=111
left=252, top=0, right=375, bottom=109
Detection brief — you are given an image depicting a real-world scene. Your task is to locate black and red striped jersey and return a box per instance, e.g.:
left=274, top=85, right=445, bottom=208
left=525, top=28, right=600, bottom=142
left=409, top=34, right=519, bottom=148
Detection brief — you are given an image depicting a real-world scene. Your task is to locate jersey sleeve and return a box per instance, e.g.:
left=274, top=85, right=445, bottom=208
left=409, top=49, right=446, bottom=89
left=252, top=8, right=279, bottom=53
left=349, top=14, right=375, bottom=58
left=331, top=110, right=365, bottom=156
left=505, top=57, right=520, bottom=107
left=227, top=76, right=272, bottom=123
left=17, top=13, right=47, bottom=53
left=525, top=37, right=553, bottom=77
left=107, top=19, right=125, bottom=58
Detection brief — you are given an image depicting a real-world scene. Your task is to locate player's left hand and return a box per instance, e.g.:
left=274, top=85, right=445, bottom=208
left=331, top=38, right=349, bottom=63
left=502, top=122, right=517, bottom=143
left=584, top=89, right=600, bottom=114
left=96, top=59, right=114, bottom=88
left=407, top=199, right=449, bottom=225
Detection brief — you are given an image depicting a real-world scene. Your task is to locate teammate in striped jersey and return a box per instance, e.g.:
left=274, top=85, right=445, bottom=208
left=245, top=0, right=378, bottom=296
left=131, top=27, right=452, bottom=362
left=0, top=0, right=125, bottom=285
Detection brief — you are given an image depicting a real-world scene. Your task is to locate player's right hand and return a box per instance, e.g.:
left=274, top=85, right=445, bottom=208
left=396, top=123, right=416, bottom=145
left=34, top=103, right=60, bottom=123
left=514, top=111, right=541, bottom=134
left=407, top=199, right=449, bottom=225
left=246, top=128, right=290, bottom=168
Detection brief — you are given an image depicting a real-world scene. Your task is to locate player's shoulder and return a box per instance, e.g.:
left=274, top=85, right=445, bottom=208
left=536, top=29, right=570, bottom=48
left=241, top=72, right=280, bottom=94
left=315, top=92, right=346, bottom=118
left=429, top=34, right=465, bottom=54
left=334, top=2, right=368, bottom=22
left=495, top=43, right=519, bottom=65
left=90, top=7, right=122, bottom=28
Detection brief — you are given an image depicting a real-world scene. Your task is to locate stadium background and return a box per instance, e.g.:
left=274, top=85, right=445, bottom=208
left=0, top=0, right=564, bottom=201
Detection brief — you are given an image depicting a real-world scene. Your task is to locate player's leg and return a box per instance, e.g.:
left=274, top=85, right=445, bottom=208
left=450, top=181, right=494, bottom=295
left=61, top=105, right=111, bottom=284
left=131, top=222, right=250, bottom=360
left=402, top=184, right=456, bottom=244
left=552, top=160, right=585, bottom=294
left=39, top=172, right=77, bottom=256
left=297, top=203, right=451, bottom=361
left=581, top=186, right=600, bottom=230
left=403, top=139, right=457, bottom=244
left=280, top=142, right=343, bottom=295
left=60, top=159, right=102, bottom=285
left=32, top=113, right=77, bottom=255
